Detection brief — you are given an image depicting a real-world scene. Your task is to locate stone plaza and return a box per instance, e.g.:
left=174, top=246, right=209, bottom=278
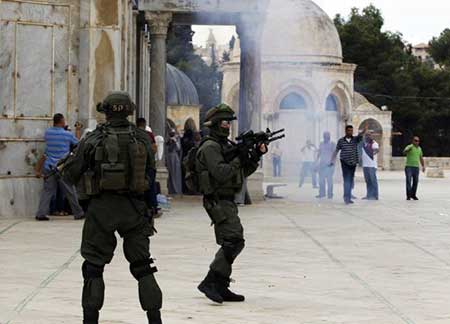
left=2, top=172, right=450, bottom=324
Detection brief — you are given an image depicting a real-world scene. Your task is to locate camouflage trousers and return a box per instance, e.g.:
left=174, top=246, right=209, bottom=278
left=203, top=197, right=245, bottom=278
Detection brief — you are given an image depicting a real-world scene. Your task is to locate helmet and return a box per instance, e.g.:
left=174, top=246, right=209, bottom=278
left=203, top=104, right=236, bottom=127
left=97, top=91, right=135, bottom=118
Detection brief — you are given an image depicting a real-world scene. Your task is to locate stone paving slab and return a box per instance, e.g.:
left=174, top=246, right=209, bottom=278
left=2, top=174, right=450, bottom=323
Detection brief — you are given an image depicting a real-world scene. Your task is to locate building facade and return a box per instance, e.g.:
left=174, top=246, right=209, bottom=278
left=222, top=0, right=393, bottom=177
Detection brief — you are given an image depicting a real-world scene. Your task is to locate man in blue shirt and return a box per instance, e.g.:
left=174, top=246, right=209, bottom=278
left=35, top=114, right=84, bottom=221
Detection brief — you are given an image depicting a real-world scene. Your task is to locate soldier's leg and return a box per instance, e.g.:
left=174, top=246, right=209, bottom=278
left=122, top=223, right=162, bottom=324
left=209, top=200, right=245, bottom=302
left=80, top=211, right=117, bottom=324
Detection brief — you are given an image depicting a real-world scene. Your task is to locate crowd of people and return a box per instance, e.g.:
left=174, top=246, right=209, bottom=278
left=270, top=125, right=426, bottom=204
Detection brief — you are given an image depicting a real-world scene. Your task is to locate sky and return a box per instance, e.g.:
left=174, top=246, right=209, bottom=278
left=192, top=0, right=450, bottom=47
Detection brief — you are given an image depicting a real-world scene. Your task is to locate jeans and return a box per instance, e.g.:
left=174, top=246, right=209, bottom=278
left=36, top=171, right=84, bottom=218
left=341, top=161, right=356, bottom=203
left=273, top=157, right=281, bottom=177
left=405, top=166, right=420, bottom=198
left=318, top=165, right=334, bottom=198
left=363, top=167, right=379, bottom=199
left=299, top=162, right=317, bottom=187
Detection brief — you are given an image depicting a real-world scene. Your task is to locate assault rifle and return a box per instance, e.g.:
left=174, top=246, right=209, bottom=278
left=224, top=128, right=285, bottom=162
left=44, top=146, right=78, bottom=180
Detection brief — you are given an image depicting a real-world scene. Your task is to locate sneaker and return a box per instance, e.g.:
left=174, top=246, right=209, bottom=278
left=35, top=216, right=50, bottom=221
left=345, top=200, right=354, bottom=205
left=74, top=214, right=85, bottom=220
left=412, top=196, right=419, bottom=201
left=315, top=195, right=325, bottom=199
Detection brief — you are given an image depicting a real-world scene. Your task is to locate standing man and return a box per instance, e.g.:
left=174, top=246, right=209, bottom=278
left=404, top=136, right=425, bottom=200
left=299, top=140, right=318, bottom=188
left=361, top=132, right=380, bottom=200
left=34, top=113, right=84, bottom=221
left=271, top=142, right=282, bottom=177
left=316, top=132, right=336, bottom=199
left=62, top=92, right=163, bottom=324
left=331, top=125, right=366, bottom=204
left=196, top=104, right=267, bottom=304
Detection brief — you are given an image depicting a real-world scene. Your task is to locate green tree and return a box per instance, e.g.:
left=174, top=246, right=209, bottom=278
left=429, top=29, right=450, bottom=68
left=335, top=6, right=450, bottom=156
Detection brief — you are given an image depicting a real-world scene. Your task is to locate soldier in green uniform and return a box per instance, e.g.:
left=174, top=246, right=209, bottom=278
left=62, top=92, right=163, bottom=324
left=196, top=104, right=267, bottom=303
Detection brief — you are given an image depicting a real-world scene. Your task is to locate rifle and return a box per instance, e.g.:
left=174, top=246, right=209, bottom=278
left=224, top=128, right=285, bottom=162
left=44, top=145, right=78, bottom=180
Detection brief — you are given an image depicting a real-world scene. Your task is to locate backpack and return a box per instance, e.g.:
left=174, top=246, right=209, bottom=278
left=182, top=137, right=214, bottom=193
left=84, top=124, right=149, bottom=195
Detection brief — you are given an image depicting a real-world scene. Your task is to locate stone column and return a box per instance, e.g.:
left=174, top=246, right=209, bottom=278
left=146, top=12, right=172, bottom=137
left=237, top=15, right=264, bottom=133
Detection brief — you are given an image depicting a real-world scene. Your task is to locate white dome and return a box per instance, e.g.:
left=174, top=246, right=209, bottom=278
left=261, top=0, right=343, bottom=64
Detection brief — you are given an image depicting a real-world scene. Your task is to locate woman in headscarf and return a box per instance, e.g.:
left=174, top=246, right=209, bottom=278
left=165, top=128, right=183, bottom=195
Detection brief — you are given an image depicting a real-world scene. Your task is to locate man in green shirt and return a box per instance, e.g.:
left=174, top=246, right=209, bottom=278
left=403, top=136, right=426, bottom=200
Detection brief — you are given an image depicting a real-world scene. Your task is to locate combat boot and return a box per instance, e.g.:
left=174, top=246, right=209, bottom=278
left=217, top=276, right=245, bottom=302
left=147, top=310, right=162, bottom=324
left=83, top=308, right=99, bottom=324
left=197, top=270, right=224, bottom=303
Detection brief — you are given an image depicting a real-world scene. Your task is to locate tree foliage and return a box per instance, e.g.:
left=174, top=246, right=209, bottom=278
left=336, top=6, right=450, bottom=156
left=429, top=29, right=450, bottom=68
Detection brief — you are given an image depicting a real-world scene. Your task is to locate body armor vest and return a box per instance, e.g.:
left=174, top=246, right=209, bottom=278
left=84, top=125, right=148, bottom=195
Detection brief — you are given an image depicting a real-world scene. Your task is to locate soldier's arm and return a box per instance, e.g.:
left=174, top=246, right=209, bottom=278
left=201, top=143, right=241, bottom=183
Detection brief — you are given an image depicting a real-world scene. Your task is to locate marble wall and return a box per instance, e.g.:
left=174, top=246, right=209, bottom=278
left=0, top=0, right=137, bottom=217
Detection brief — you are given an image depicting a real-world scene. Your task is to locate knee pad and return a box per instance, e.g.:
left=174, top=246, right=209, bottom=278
left=82, top=261, right=105, bottom=279
left=82, top=261, right=105, bottom=312
left=130, top=258, right=157, bottom=280
left=222, top=238, right=245, bottom=264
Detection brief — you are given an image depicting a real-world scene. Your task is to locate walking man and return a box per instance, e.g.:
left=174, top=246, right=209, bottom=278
left=62, top=92, right=163, bottom=324
left=34, top=113, right=84, bottom=221
left=316, top=132, right=336, bottom=199
left=404, top=136, right=425, bottom=200
left=196, top=104, right=267, bottom=304
left=331, top=125, right=366, bottom=204
left=361, top=132, right=379, bottom=200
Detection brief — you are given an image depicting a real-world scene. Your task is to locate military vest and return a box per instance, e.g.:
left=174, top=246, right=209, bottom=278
left=196, top=136, right=244, bottom=196
left=83, top=124, right=148, bottom=195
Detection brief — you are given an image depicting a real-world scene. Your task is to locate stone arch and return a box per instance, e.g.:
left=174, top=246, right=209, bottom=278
left=224, top=82, right=240, bottom=138
left=322, top=80, right=352, bottom=121
left=271, top=82, right=319, bottom=177
left=274, top=81, right=318, bottom=114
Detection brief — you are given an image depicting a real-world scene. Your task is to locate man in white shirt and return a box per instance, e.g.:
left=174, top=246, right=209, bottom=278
left=361, top=132, right=379, bottom=200
left=299, top=140, right=318, bottom=188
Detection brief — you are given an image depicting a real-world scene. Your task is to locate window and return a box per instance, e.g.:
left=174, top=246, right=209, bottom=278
left=280, top=93, right=307, bottom=110
left=326, top=94, right=339, bottom=112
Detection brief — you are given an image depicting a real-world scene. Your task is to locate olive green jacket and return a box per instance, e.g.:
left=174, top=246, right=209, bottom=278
left=63, top=119, right=155, bottom=187
left=196, top=136, right=259, bottom=196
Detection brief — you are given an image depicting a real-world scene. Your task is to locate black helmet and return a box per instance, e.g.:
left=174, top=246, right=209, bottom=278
left=203, top=103, right=236, bottom=127
left=97, top=91, right=135, bottom=118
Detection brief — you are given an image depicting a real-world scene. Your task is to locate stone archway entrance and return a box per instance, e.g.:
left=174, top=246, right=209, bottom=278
left=138, top=0, right=269, bottom=138
left=359, top=118, right=384, bottom=167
